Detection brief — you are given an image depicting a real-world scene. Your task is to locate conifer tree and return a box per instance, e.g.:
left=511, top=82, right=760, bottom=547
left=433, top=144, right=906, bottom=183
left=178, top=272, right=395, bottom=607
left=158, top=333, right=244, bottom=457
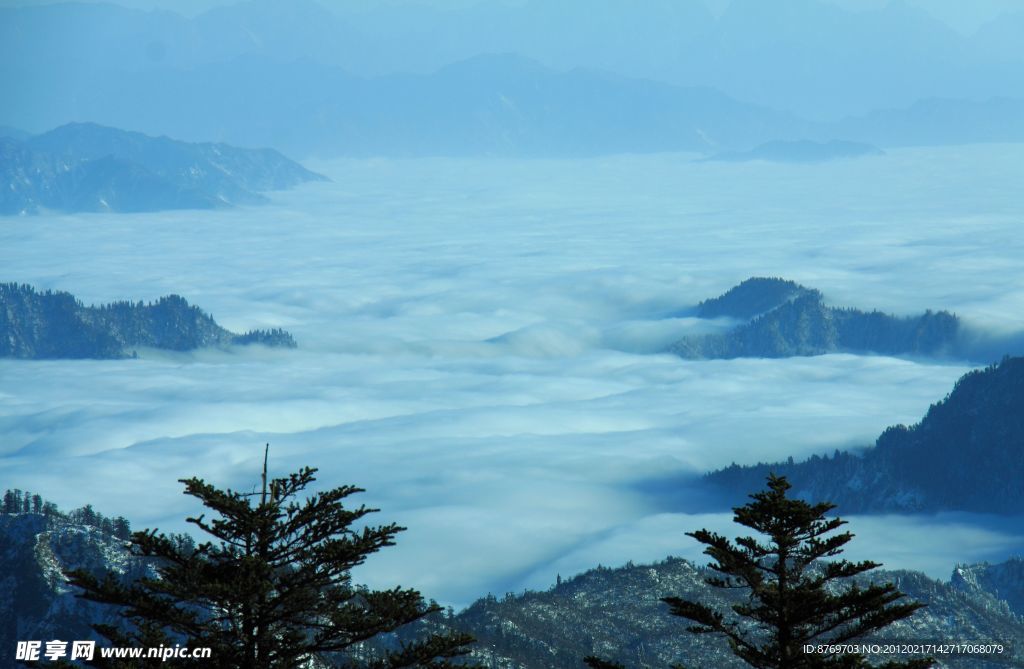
left=66, top=449, right=479, bottom=668
left=585, top=474, right=931, bottom=669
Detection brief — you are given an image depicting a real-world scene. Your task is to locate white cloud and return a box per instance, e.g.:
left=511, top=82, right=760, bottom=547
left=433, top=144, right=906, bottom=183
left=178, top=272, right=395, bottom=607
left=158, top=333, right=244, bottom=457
left=1, top=145, right=1023, bottom=607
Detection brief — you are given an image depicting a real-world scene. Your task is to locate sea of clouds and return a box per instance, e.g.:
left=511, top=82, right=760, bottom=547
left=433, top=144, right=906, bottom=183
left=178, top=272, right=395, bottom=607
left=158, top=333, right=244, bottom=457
left=2, top=145, right=1023, bottom=606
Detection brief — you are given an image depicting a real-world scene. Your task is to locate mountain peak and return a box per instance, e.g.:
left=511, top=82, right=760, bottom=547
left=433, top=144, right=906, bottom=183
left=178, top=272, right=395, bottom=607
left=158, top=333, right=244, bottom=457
left=3, top=123, right=324, bottom=215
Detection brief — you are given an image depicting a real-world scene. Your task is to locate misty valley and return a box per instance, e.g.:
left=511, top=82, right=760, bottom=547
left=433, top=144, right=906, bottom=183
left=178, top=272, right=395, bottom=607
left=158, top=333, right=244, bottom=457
left=3, top=0, right=1024, bottom=666
left=2, top=147, right=1024, bottom=667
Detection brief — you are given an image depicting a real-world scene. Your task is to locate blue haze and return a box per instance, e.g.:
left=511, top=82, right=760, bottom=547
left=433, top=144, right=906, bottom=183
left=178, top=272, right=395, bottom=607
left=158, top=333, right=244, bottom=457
left=2, top=0, right=1024, bottom=144
left=3, top=0, right=1024, bottom=610
left=2, top=147, right=1024, bottom=605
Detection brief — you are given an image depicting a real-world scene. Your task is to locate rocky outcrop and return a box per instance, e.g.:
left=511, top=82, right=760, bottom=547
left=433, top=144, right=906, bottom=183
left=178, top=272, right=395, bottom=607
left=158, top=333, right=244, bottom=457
left=953, top=558, right=1024, bottom=618
left=0, top=512, right=153, bottom=654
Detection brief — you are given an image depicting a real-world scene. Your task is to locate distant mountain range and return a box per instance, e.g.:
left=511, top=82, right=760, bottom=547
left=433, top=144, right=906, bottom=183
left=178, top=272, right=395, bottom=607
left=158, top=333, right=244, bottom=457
left=835, top=97, right=1024, bottom=147
left=0, top=123, right=325, bottom=215
left=706, top=355, right=1024, bottom=514
left=4, top=3, right=1024, bottom=158
left=4, top=54, right=812, bottom=159
left=0, top=283, right=296, bottom=359
left=670, top=278, right=962, bottom=360
left=3, top=498, right=1021, bottom=668
left=0, top=125, right=28, bottom=141
left=3, top=0, right=1023, bottom=122
left=707, top=139, right=884, bottom=163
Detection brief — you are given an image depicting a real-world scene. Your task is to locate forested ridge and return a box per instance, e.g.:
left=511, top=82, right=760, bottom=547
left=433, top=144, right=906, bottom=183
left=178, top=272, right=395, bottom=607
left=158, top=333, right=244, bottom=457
left=707, top=356, right=1024, bottom=513
left=671, top=277, right=961, bottom=360
left=0, top=283, right=295, bottom=359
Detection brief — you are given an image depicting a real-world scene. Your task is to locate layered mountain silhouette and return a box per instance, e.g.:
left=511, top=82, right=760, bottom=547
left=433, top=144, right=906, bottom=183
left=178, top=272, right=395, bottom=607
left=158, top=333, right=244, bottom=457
left=6, top=1, right=1024, bottom=158
left=835, top=97, right=1024, bottom=147
left=0, top=283, right=296, bottom=359
left=670, top=277, right=961, bottom=360
left=8, top=54, right=810, bottom=159
left=3, top=0, right=1024, bottom=124
left=0, top=123, right=325, bottom=215
left=706, top=356, right=1024, bottom=514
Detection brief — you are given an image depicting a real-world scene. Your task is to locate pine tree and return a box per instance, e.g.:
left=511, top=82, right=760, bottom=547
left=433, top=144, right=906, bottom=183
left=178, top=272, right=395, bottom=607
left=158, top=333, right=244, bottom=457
left=66, top=449, right=479, bottom=668
left=3, top=488, right=21, bottom=513
left=585, top=474, right=931, bottom=669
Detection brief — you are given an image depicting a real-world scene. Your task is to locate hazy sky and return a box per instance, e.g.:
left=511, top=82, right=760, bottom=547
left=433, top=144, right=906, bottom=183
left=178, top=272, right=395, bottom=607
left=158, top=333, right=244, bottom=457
left=0, top=0, right=498, bottom=13
left=3, top=145, right=1023, bottom=605
left=5, top=0, right=1022, bottom=132
left=821, top=0, right=1020, bottom=32
left=0, top=0, right=1017, bottom=32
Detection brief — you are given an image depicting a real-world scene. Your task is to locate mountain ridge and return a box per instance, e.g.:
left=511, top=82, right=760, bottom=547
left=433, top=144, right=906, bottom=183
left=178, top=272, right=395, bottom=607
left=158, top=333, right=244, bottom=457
left=0, top=283, right=296, bottom=359
left=453, top=556, right=1024, bottom=668
left=670, top=278, right=963, bottom=361
left=705, top=355, right=1024, bottom=514
left=1, top=122, right=325, bottom=215
left=4, top=0, right=1022, bottom=121
left=2, top=499, right=1021, bottom=668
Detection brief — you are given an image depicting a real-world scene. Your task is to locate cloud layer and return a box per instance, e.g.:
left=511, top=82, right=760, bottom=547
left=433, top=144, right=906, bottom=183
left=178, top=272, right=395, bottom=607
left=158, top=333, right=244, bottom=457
left=1, top=146, right=1023, bottom=606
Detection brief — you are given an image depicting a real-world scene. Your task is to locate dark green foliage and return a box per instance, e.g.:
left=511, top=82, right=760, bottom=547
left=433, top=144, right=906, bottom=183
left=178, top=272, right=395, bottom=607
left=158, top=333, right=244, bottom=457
left=662, top=475, right=930, bottom=669
left=952, top=558, right=1024, bottom=618
left=0, top=283, right=296, bottom=359
left=672, top=278, right=960, bottom=360
left=0, top=284, right=124, bottom=358
left=65, top=460, right=478, bottom=668
left=3, top=488, right=22, bottom=513
left=834, top=308, right=958, bottom=357
left=5, top=497, right=1021, bottom=668
left=707, top=356, right=1024, bottom=514
left=231, top=328, right=298, bottom=348
left=0, top=497, right=151, bottom=661
left=1, top=488, right=131, bottom=539
left=695, top=278, right=816, bottom=321
left=453, top=555, right=1021, bottom=668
